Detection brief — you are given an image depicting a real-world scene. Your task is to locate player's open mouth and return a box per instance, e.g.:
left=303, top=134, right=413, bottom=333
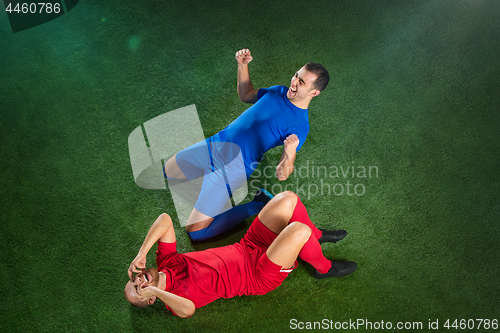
left=144, top=273, right=149, bottom=283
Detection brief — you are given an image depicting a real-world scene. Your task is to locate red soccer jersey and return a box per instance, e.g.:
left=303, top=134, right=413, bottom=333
left=155, top=217, right=297, bottom=315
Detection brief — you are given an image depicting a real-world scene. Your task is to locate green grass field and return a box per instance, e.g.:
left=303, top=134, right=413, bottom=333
left=1, top=0, right=499, bottom=332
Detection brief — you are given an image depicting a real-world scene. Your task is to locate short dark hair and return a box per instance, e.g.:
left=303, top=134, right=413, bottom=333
left=304, top=63, right=329, bottom=92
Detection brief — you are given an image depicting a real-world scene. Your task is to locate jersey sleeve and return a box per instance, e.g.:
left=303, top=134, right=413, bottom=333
left=285, top=122, right=310, bottom=152
left=257, top=85, right=280, bottom=101
left=165, top=304, right=179, bottom=316
left=156, top=241, right=177, bottom=267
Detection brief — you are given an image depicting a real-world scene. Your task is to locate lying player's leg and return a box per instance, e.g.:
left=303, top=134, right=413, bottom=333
left=256, top=191, right=298, bottom=234
left=258, top=195, right=333, bottom=275
left=258, top=191, right=346, bottom=243
left=266, top=222, right=312, bottom=269
left=258, top=191, right=357, bottom=278
left=186, top=190, right=296, bottom=238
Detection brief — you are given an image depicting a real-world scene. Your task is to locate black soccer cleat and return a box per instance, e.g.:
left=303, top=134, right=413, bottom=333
left=254, top=188, right=274, bottom=206
left=314, top=261, right=357, bottom=279
left=318, top=228, right=347, bottom=244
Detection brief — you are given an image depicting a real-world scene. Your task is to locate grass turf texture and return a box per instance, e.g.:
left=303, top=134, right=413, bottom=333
left=1, top=0, right=499, bottom=332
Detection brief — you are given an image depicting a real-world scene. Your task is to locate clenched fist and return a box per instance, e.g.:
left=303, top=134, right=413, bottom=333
left=235, top=49, right=253, bottom=65
left=284, top=134, right=300, bottom=156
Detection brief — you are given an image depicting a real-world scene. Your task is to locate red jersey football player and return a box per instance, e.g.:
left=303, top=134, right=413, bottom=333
left=124, top=191, right=357, bottom=317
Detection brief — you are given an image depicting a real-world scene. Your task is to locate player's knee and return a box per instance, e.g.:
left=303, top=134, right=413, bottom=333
left=275, top=191, right=298, bottom=208
left=278, top=190, right=297, bottom=198
left=287, top=222, right=312, bottom=243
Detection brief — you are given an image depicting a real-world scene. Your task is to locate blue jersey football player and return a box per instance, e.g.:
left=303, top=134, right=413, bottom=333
left=163, top=49, right=330, bottom=241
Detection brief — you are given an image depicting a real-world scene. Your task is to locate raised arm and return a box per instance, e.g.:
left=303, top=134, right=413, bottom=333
left=235, top=49, right=259, bottom=104
left=276, top=134, right=300, bottom=181
left=128, top=213, right=176, bottom=279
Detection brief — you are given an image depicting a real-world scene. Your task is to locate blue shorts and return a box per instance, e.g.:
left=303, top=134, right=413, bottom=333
left=165, top=139, right=247, bottom=218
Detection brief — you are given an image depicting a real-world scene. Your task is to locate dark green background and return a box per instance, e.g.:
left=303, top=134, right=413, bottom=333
left=1, top=1, right=499, bottom=332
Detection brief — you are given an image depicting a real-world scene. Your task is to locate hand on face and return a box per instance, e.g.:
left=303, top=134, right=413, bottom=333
left=235, top=49, right=253, bottom=65
left=128, top=253, right=147, bottom=280
left=137, top=285, right=157, bottom=302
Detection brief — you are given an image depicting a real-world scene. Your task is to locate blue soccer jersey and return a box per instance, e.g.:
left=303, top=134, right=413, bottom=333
left=209, top=85, right=310, bottom=176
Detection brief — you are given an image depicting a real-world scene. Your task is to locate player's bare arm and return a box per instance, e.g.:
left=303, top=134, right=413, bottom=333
left=139, top=286, right=195, bottom=318
left=236, top=49, right=259, bottom=104
left=128, top=213, right=176, bottom=279
left=276, top=134, right=300, bottom=181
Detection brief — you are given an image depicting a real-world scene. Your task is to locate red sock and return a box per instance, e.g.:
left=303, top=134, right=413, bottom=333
left=290, top=196, right=330, bottom=274
left=289, top=196, right=323, bottom=240
left=298, top=235, right=332, bottom=274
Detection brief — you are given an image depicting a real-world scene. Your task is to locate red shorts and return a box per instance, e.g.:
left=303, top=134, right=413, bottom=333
left=240, top=215, right=298, bottom=295
left=155, top=215, right=297, bottom=311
